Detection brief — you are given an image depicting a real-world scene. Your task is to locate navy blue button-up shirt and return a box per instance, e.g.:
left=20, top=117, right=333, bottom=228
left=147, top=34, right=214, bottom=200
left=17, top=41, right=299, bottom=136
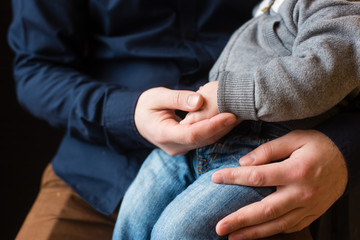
left=8, top=0, right=360, bottom=215
left=8, top=0, right=260, bottom=214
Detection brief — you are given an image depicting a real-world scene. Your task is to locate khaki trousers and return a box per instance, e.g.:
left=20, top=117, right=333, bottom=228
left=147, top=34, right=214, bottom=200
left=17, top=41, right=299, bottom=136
left=16, top=164, right=118, bottom=240
left=16, top=164, right=312, bottom=240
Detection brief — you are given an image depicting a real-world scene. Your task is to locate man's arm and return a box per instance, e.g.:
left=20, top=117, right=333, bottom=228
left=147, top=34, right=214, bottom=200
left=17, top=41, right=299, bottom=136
left=8, top=0, right=148, bottom=152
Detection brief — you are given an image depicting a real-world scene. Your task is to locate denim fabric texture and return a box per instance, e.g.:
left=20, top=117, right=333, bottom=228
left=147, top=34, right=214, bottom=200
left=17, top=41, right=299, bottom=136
left=113, top=121, right=290, bottom=240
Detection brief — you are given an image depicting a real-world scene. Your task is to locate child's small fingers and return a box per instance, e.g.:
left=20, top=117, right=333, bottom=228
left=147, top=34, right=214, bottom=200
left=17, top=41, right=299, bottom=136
left=180, top=112, right=205, bottom=125
left=180, top=112, right=195, bottom=125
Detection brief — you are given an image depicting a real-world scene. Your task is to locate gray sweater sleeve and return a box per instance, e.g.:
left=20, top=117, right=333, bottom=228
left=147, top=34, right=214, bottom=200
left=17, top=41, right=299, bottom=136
left=214, top=0, right=360, bottom=122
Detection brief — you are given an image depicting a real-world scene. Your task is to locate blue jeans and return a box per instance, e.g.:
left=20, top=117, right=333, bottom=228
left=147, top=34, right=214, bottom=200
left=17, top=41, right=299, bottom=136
left=112, top=121, right=290, bottom=240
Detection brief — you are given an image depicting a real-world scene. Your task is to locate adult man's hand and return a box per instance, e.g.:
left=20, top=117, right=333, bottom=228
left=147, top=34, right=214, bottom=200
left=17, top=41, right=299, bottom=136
left=134, top=87, right=238, bottom=155
left=212, top=130, right=348, bottom=240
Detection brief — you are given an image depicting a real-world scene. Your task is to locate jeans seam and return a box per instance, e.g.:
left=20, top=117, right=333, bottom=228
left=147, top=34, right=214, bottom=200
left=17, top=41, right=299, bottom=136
left=197, top=153, right=218, bottom=174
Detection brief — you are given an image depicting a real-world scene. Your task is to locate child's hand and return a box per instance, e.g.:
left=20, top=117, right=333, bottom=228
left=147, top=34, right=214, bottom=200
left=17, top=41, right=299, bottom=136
left=180, top=81, right=219, bottom=125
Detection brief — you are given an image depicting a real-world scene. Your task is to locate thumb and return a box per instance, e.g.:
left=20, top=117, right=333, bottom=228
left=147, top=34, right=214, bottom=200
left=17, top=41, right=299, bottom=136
left=150, top=87, right=204, bottom=111
left=240, top=131, right=305, bottom=166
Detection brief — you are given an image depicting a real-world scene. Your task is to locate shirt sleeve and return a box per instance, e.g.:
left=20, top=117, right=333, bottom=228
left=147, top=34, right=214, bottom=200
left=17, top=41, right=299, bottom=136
left=8, top=0, right=152, bottom=152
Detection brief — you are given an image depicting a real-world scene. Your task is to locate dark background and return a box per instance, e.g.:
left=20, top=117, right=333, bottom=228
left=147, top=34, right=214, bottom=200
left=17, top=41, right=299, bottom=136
left=1, top=1, right=63, bottom=239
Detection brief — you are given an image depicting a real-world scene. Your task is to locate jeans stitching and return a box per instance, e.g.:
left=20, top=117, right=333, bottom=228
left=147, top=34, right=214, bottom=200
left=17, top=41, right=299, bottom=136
left=197, top=153, right=218, bottom=174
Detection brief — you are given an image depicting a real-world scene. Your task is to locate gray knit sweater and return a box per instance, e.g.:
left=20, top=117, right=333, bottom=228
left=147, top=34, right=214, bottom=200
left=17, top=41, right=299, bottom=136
left=211, top=0, right=360, bottom=129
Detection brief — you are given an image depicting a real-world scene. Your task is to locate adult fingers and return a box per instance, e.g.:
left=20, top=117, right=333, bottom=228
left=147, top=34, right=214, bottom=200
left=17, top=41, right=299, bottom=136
left=239, top=130, right=306, bottom=166
left=191, top=114, right=238, bottom=146
left=216, top=187, right=299, bottom=236
left=157, top=113, right=237, bottom=155
left=226, top=209, right=314, bottom=240
left=225, top=206, right=316, bottom=240
left=144, top=87, right=204, bottom=111
left=212, top=160, right=296, bottom=187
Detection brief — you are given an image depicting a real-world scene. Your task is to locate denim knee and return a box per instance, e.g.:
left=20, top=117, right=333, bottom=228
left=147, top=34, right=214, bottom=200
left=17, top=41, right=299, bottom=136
left=150, top=171, right=275, bottom=240
left=151, top=211, right=219, bottom=240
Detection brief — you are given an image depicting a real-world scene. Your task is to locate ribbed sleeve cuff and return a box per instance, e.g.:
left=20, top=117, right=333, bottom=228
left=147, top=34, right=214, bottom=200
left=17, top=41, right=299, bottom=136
left=217, top=71, right=258, bottom=120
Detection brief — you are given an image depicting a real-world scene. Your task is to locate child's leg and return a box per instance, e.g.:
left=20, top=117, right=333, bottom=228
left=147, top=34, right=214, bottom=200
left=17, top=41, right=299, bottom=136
left=151, top=167, right=274, bottom=240
left=152, top=122, right=288, bottom=240
left=112, top=149, right=195, bottom=240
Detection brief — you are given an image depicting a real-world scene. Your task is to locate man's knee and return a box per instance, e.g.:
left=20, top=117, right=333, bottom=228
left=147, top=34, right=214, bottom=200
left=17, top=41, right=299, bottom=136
left=16, top=164, right=117, bottom=240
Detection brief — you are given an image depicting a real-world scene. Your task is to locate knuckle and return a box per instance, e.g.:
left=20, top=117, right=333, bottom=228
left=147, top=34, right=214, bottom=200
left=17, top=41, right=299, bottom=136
left=230, top=169, right=240, bottom=181
left=301, top=188, right=316, bottom=202
left=172, top=91, right=184, bottom=108
left=292, top=166, right=307, bottom=180
left=263, top=204, right=279, bottom=219
left=248, top=169, right=265, bottom=186
left=277, top=219, right=290, bottom=232
left=292, top=163, right=313, bottom=181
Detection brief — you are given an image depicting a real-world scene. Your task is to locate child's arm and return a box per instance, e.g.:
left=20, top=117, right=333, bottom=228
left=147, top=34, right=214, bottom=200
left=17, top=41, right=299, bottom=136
left=214, top=0, right=360, bottom=123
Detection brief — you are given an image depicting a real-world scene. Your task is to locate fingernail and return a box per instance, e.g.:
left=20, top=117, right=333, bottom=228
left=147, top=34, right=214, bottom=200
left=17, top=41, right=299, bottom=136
left=187, top=94, right=199, bottom=108
left=240, top=153, right=255, bottom=165
left=212, top=172, right=224, bottom=184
